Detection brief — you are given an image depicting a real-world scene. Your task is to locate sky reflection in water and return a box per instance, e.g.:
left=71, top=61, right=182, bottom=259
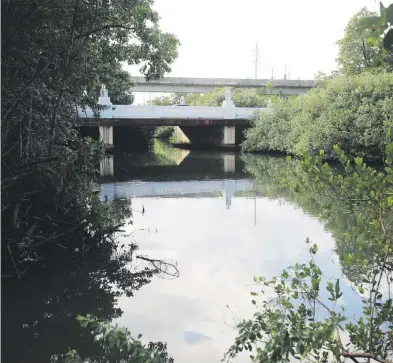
left=100, top=144, right=362, bottom=363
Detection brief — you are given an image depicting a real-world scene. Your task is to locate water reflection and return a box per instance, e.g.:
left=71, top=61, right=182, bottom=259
left=101, top=179, right=257, bottom=211
left=100, top=141, right=192, bottom=178
left=98, top=142, right=361, bottom=363
left=2, top=141, right=365, bottom=363
left=100, top=156, right=114, bottom=177
left=100, top=141, right=244, bottom=181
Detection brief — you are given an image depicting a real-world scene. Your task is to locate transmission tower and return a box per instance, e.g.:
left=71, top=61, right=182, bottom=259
left=252, top=42, right=260, bottom=79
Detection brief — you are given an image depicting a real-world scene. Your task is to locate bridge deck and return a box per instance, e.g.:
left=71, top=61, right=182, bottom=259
left=78, top=104, right=265, bottom=125
left=130, top=76, right=315, bottom=95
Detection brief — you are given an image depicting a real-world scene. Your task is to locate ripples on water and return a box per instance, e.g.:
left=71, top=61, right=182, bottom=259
left=2, top=140, right=361, bottom=363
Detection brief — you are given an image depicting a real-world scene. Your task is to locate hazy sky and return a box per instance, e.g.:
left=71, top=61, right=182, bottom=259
left=126, top=0, right=386, bottom=81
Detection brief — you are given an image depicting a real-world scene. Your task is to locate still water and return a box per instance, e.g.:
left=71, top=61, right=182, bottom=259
left=2, top=140, right=361, bottom=363
left=98, top=141, right=360, bottom=363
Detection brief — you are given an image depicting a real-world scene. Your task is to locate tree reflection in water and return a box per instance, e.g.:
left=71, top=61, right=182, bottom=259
left=242, top=154, right=393, bottom=285
left=2, top=197, right=177, bottom=363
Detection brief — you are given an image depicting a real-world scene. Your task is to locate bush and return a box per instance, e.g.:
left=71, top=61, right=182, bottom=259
left=243, top=72, right=393, bottom=160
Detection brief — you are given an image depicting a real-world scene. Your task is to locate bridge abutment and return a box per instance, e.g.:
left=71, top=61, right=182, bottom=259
left=178, top=125, right=243, bottom=148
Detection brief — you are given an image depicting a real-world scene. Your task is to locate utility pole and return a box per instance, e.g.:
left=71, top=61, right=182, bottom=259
left=252, top=42, right=260, bottom=79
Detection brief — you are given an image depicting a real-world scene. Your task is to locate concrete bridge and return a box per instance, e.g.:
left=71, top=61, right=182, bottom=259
left=130, top=76, right=315, bottom=95
left=100, top=179, right=257, bottom=209
left=78, top=86, right=265, bottom=148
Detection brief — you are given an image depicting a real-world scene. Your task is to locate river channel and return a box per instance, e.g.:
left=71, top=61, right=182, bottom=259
left=2, top=140, right=362, bottom=363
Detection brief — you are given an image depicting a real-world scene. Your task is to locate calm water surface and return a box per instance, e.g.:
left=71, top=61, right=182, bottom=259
left=99, top=141, right=360, bottom=363
left=2, top=141, right=361, bottom=363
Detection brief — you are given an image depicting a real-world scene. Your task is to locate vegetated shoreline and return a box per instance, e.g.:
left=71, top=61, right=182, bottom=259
left=241, top=147, right=387, bottom=166
left=165, top=139, right=386, bottom=166
left=241, top=72, right=393, bottom=163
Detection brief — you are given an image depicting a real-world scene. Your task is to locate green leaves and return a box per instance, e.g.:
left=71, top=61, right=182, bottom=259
left=225, top=242, right=351, bottom=363
left=243, top=72, right=393, bottom=160
left=232, top=134, right=393, bottom=362
left=388, top=195, right=393, bottom=206
left=63, top=316, right=174, bottom=363
left=335, top=279, right=341, bottom=300
left=310, top=244, right=318, bottom=255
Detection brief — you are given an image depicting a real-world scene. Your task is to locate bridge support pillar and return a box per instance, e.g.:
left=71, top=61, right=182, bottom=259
left=99, top=126, right=113, bottom=146
left=222, top=126, right=236, bottom=146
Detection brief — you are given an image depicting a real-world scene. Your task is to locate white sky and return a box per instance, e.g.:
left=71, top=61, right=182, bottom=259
left=126, top=0, right=388, bottom=103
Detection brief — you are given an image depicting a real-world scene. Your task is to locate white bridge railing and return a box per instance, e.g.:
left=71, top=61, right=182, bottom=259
left=78, top=86, right=267, bottom=120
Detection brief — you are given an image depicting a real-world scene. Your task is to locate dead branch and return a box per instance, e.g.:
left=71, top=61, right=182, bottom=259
left=136, top=256, right=180, bottom=279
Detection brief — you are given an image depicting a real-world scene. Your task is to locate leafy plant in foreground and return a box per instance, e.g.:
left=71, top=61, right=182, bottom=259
left=226, top=132, right=393, bottom=362
left=60, top=315, right=174, bottom=363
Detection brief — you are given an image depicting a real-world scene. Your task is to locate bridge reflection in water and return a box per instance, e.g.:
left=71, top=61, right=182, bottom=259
left=101, top=179, right=256, bottom=210
left=99, top=140, right=261, bottom=211
left=100, top=153, right=237, bottom=177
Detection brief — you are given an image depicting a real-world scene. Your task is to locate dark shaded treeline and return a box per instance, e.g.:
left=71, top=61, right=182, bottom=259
left=1, top=2, right=179, bottom=361
left=1, top=0, right=179, bottom=274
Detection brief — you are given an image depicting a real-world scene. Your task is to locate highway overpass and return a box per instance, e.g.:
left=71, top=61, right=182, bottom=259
left=130, top=77, right=315, bottom=95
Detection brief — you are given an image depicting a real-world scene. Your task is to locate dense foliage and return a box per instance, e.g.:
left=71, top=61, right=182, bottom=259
left=185, top=87, right=279, bottom=108
left=149, top=86, right=280, bottom=108
left=226, top=133, right=393, bottom=363
left=1, top=0, right=179, bottom=273
left=242, top=72, right=393, bottom=160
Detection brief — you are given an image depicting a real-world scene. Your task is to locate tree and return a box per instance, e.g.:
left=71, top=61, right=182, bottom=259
left=225, top=135, right=393, bottom=363
left=149, top=94, right=186, bottom=106
left=92, top=63, right=135, bottom=105
left=336, top=9, right=381, bottom=75
left=1, top=0, right=180, bottom=272
left=242, top=72, right=393, bottom=160
left=185, top=88, right=279, bottom=107
left=337, top=4, right=393, bottom=75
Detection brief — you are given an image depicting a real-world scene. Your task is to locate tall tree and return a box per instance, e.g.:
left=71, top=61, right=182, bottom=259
left=337, top=4, right=393, bottom=75
left=336, top=8, right=381, bottom=74
left=1, top=0, right=179, bottom=272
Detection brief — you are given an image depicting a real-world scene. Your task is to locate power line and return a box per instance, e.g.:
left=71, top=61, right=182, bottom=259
left=252, top=42, right=260, bottom=79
